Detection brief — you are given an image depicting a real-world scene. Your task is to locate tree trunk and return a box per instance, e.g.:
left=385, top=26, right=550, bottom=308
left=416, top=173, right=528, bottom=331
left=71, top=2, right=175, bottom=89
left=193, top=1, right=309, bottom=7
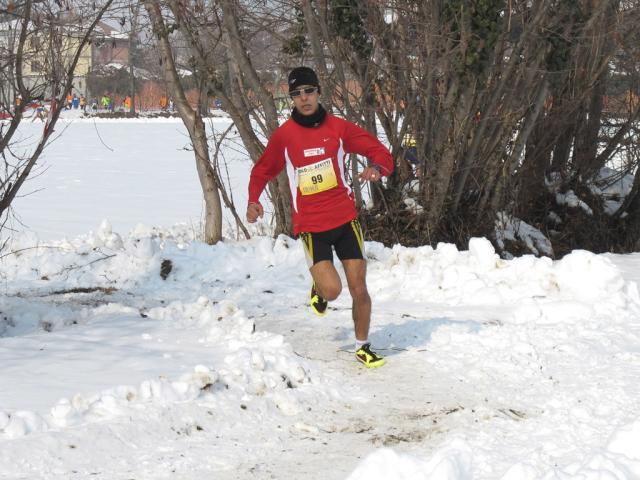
left=301, top=0, right=333, bottom=112
left=145, top=0, right=222, bottom=244
left=574, top=85, right=604, bottom=174
left=622, top=174, right=640, bottom=250
left=424, top=80, right=464, bottom=229
left=486, top=78, right=549, bottom=213
left=219, top=0, right=293, bottom=236
left=128, top=1, right=141, bottom=115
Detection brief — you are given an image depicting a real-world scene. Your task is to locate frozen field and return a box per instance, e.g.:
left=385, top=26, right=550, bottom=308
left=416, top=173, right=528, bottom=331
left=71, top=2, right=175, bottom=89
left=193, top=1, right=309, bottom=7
left=10, top=115, right=248, bottom=240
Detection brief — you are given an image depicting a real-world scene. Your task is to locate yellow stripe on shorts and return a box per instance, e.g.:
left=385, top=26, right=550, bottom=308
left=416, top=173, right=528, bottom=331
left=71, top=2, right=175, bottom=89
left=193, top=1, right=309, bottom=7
left=350, top=220, right=364, bottom=254
left=300, top=232, right=314, bottom=267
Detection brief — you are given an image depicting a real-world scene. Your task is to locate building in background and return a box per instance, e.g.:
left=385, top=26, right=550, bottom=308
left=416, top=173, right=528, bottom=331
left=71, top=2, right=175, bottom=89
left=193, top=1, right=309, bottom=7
left=91, top=21, right=129, bottom=68
left=0, top=13, right=136, bottom=106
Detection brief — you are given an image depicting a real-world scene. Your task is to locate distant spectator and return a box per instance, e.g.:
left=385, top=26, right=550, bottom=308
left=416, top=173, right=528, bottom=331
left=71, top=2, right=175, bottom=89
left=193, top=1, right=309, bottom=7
left=79, top=95, right=86, bottom=112
left=32, top=101, right=48, bottom=122
left=72, top=94, right=80, bottom=109
left=403, top=133, right=418, bottom=166
left=91, top=97, right=98, bottom=112
left=159, top=94, right=168, bottom=111
left=168, top=97, right=174, bottom=112
left=123, top=95, right=131, bottom=112
left=66, top=93, right=73, bottom=110
left=100, top=94, right=110, bottom=111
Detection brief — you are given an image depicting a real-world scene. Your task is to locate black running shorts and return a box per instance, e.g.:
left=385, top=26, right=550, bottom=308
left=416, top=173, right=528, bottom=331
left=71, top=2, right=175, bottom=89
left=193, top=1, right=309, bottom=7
left=299, top=219, right=365, bottom=267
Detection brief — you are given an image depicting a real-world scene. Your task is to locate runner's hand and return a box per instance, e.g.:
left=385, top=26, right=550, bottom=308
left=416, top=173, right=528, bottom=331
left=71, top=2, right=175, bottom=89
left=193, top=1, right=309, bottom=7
left=246, top=202, right=264, bottom=223
left=359, top=166, right=382, bottom=183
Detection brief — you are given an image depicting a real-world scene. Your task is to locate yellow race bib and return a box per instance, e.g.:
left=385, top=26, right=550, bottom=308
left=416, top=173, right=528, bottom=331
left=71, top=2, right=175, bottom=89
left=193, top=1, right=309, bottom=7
left=297, top=158, right=338, bottom=195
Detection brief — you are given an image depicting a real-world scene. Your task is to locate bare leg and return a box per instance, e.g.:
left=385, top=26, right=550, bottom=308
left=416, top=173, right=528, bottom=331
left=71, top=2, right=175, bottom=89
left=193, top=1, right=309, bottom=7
left=309, top=260, right=342, bottom=301
left=341, top=259, right=370, bottom=341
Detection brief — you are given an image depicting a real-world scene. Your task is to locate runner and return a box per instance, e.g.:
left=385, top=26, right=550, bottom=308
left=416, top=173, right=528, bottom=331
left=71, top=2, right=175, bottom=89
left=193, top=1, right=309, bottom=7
left=246, top=66, right=393, bottom=368
left=31, top=101, right=48, bottom=122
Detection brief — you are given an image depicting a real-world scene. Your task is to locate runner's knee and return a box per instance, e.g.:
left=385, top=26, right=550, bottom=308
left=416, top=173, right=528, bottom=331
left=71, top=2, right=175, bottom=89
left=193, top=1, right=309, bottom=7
left=348, top=283, right=369, bottom=302
left=321, top=283, right=341, bottom=301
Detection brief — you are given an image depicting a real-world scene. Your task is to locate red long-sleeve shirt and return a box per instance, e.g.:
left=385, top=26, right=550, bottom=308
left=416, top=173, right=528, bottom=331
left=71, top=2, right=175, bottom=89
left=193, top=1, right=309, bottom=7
left=248, top=113, right=393, bottom=234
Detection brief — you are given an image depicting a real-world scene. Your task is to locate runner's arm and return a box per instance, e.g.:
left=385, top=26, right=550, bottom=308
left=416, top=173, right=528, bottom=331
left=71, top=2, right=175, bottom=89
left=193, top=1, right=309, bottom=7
left=247, top=132, right=285, bottom=207
left=342, top=121, right=394, bottom=176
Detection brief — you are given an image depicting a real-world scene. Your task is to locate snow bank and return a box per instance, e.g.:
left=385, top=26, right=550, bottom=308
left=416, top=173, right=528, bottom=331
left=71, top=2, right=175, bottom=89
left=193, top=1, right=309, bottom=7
left=349, top=419, right=640, bottom=480
left=347, top=439, right=473, bottom=480
left=371, top=237, right=636, bottom=320
left=3, top=227, right=640, bottom=479
left=0, top=297, right=315, bottom=439
left=5, top=232, right=634, bottom=336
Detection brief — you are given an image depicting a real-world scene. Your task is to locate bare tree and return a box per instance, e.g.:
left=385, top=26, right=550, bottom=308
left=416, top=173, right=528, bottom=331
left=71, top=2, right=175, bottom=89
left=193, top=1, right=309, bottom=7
left=141, top=0, right=304, bottom=237
left=144, top=0, right=224, bottom=244
left=20, top=0, right=627, bottom=255
left=292, top=0, right=640, bottom=254
left=186, top=0, right=638, bottom=254
left=127, top=0, right=142, bottom=115
left=219, top=0, right=295, bottom=235
left=0, top=0, right=116, bottom=238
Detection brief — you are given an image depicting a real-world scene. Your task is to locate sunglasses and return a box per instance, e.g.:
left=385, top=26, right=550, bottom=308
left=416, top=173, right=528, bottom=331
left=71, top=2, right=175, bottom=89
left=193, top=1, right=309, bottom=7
left=290, top=86, right=318, bottom=98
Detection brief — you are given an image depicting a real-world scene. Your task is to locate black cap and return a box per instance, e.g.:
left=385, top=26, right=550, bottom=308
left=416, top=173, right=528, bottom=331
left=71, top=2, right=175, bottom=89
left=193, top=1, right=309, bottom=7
left=288, top=66, right=321, bottom=93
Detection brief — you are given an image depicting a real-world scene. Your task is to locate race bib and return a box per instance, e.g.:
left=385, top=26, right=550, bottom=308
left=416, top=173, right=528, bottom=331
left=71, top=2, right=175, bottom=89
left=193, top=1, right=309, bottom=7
left=297, top=158, right=338, bottom=196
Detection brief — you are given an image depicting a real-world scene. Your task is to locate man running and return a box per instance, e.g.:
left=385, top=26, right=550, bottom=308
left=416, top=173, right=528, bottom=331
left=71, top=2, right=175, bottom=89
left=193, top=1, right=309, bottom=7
left=246, top=66, right=393, bottom=368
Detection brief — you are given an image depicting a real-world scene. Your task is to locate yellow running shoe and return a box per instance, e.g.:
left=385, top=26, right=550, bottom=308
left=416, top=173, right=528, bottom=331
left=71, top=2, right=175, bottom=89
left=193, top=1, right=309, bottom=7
left=355, top=343, right=386, bottom=368
left=310, top=283, right=328, bottom=317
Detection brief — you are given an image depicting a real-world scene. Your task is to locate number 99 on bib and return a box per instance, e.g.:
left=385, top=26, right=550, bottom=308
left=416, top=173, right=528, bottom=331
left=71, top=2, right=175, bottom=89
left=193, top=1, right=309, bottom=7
left=297, top=158, right=338, bottom=196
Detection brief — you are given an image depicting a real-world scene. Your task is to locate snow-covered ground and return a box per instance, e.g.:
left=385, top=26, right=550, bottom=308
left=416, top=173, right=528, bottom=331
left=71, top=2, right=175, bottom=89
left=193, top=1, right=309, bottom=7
left=1, top=117, right=640, bottom=479
left=8, top=114, right=247, bottom=240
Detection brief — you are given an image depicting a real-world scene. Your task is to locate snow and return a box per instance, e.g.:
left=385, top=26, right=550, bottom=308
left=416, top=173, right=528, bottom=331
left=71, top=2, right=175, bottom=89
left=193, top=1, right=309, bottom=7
left=555, top=190, right=594, bottom=216
left=2, top=117, right=640, bottom=479
left=7, top=115, right=246, bottom=240
left=546, top=168, right=636, bottom=218
left=590, top=168, right=635, bottom=216
left=495, top=212, right=554, bottom=257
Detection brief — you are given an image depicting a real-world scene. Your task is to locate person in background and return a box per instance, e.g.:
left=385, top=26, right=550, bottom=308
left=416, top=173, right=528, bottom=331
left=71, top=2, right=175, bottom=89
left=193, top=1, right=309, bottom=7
left=246, top=66, right=393, bottom=369
left=79, top=95, right=86, bottom=112
left=100, top=94, right=110, bottom=111
left=31, top=100, right=48, bottom=122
